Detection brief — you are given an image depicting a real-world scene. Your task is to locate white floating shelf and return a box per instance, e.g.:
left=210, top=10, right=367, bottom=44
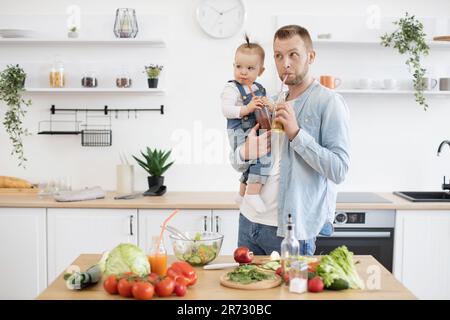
left=24, top=88, right=166, bottom=95
left=336, top=89, right=450, bottom=96
left=0, top=38, right=166, bottom=47
left=313, top=39, right=450, bottom=48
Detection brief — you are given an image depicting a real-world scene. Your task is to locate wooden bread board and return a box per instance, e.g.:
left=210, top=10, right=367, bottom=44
left=0, top=187, right=38, bottom=194
left=220, top=273, right=282, bottom=290
left=433, top=36, right=450, bottom=41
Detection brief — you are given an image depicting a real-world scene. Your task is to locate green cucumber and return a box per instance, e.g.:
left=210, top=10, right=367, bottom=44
left=326, top=278, right=349, bottom=291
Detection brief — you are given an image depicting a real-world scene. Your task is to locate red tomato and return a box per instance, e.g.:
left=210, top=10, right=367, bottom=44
left=283, top=272, right=290, bottom=284
left=118, top=278, right=134, bottom=298
left=132, top=281, right=154, bottom=300
left=103, top=275, right=119, bottom=294
left=166, top=261, right=197, bottom=286
left=174, top=276, right=189, bottom=287
left=174, top=282, right=187, bottom=297
left=275, top=267, right=282, bottom=276
left=308, top=276, right=324, bottom=293
left=154, top=276, right=175, bottom=297
left=147, top=272, right=160, bottom=285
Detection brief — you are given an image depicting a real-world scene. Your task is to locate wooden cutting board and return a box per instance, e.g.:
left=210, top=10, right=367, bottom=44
left=0, top=187, right=37, bottom=194
left=433, top=36, right=450, bottom=41
left=220, top=273, right=282, bottom=290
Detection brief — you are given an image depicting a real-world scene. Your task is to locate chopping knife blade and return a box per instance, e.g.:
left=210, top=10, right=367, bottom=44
left=203, top=263, right=239, bottom=270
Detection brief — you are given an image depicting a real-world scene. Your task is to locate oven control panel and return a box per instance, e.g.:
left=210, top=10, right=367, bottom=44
left=334, top=211, right=366, bottom=224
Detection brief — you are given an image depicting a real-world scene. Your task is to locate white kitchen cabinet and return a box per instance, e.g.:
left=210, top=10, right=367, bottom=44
left=0, top=208, right=46, bottom=299
left=212, top=210, right=240, bottom=255
left=394, top=210, right=450, bottom=299
left=138, top=209, right=212, bottom=255
left=47, top=208, right=137, bottom=284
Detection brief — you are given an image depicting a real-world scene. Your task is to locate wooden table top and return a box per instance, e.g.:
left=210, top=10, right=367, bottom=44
left=37, top=254, right=416, bottom=300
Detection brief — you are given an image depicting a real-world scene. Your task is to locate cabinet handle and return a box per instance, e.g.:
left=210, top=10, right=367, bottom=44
left=129, top=215, right=134, bottom=236
left=216, top=215, right=219, bottom=233
left=203, top=215, right=208, bottom=231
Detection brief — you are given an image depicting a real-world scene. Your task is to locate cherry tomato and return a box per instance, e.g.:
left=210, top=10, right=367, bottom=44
left=103, top=275, right=119, bottom=295
left=154, top=276, right=175, bottom=297
left=132, top=281, right=154, bottom=300
left=275, top=267, right=282, bottom=276
left=147, top=272, right=160, bottom=285
left=174, top=282, right=187, bottom=297
left=308, top=276, right=324, bottom=293
left=118, top=278, right=134, bottom=298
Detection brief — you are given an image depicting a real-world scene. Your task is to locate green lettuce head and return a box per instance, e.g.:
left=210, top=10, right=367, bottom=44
left=104, top=243, right=150, bottom=276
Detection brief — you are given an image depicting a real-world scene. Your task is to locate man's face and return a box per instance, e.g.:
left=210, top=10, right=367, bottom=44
left=273, top=35, right=315, bottom=86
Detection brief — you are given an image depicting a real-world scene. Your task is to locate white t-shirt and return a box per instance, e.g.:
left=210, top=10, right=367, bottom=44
left=221, top=82, right=262, bottom=119
left=239, top=101, right=292, bottom=226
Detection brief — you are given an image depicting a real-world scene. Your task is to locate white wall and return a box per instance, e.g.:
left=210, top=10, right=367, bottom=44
left=1, top=0, right=450, bottom=193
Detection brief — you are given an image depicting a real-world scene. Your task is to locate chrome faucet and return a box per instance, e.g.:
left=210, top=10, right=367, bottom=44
left=437, top=140, right=450, bottom=156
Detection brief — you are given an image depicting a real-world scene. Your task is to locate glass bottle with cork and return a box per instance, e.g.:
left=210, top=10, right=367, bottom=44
left=280, top=213, right=300, bottom=278
left=148, top=235, right=168, bottom=276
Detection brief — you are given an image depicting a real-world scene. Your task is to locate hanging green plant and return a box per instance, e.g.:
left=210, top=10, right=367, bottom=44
left=0, top=64, right=32, bottom=168
left=380, top=12, right=430, bottom=110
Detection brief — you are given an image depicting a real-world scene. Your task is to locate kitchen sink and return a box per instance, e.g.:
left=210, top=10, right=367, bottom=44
left=394, top=191, right=450, bottom=202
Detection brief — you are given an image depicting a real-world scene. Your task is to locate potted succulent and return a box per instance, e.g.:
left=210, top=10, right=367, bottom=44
left=67, top=26, right=79, bottom=38
left=133, top=147, right=174, bottom=191
left=144, top=64, right=163, bottom=88
left=380, top=12, right=430, bottom=110
left=0, top=64, right=32, bottom=168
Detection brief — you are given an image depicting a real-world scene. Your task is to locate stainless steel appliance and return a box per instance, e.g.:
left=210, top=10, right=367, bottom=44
left=316, top=210, right=395, bottom=272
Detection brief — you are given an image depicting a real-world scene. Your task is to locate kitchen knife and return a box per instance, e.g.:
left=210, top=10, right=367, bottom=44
left=203, top=263, right=239, bottom=270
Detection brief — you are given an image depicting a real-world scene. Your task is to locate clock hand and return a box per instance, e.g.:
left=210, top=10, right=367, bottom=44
left=222, top=5, right=239, bottom=14
left=205, top=3, right=223, bottom=15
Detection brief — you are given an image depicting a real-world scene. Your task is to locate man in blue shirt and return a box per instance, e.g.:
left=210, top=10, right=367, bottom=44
left=230, top=25, right=351, bottom=255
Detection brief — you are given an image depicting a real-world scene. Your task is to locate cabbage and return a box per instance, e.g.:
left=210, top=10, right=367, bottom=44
left=104, top=243, right=150, bottom=276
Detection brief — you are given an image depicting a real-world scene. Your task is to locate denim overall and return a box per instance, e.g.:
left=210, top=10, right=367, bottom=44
left=226, top=80, right=271, bottom=184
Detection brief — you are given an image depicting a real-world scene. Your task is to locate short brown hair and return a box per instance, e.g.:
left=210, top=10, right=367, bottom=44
left=274, top=25, right=313, bottom=51
left=236, top=34, right=265, bottom=64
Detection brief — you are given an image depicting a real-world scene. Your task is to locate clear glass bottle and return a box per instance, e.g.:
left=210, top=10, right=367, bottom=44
left=49, top=60, right=65, bottom=88
left=280, top=213, right=300, bottom=277
left=148, top=235, right=167, bottom=276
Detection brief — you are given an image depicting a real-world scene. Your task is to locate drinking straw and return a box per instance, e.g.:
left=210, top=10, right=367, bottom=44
left=272, top=74, right=289, bottom=122
left=157, top=209, right=180, bottom=252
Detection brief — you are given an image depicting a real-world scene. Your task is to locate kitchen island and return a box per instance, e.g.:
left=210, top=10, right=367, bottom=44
left=37, top=254, right=416, bottom=300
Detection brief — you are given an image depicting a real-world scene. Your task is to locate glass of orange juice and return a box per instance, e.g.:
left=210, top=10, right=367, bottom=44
left=148, top=236, right=168, bottom=276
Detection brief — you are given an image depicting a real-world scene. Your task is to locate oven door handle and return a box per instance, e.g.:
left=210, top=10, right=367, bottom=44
left=317, top=231, right=391, bottom=238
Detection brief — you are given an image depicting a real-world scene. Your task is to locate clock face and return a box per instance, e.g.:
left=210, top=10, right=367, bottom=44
left=196, top=0, right=246, bottom=39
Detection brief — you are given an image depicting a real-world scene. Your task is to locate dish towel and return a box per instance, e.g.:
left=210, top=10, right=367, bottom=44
left=54, top=186, right=106, bottom=202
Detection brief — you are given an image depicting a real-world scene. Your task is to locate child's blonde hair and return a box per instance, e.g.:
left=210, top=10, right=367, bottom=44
left=236, top=34, right=265, bottom=64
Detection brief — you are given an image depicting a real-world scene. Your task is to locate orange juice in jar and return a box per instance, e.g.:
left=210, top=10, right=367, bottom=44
left=148, top=236, right=167, bottom=276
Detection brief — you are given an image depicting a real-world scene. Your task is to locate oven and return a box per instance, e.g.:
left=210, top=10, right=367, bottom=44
left=315, top=210, right=395, bottom=272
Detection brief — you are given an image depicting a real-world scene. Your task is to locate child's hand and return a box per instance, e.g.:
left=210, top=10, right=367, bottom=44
left=245, top=97, right=263, bottom=114
left=261, top=96, right=275, bottom=112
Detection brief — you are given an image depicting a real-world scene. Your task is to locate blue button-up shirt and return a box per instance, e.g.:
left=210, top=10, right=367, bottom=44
left=230, top=80, right=351, bottom=240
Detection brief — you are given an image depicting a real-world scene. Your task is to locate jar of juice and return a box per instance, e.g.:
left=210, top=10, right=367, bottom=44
left=148, top=236, right=167, bottom=276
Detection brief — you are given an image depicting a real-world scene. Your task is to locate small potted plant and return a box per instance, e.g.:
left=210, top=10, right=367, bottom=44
left=133, top=147, right=174, bottom=192
left=0, top=64, right=32, bottom=168
left=380, top=12, right=430, bottom=110
left=68, top=26, right=79, bottom=38
left=144, top=64, right=163, bottom=88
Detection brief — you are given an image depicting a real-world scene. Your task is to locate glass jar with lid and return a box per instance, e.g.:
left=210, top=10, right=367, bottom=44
left=49, top=60, right=65, bottom=88
left=81, top=71, right=98, bottom=88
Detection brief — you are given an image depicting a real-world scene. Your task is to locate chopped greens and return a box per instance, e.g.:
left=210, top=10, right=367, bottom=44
left=227, top=265, right=276, bottom=284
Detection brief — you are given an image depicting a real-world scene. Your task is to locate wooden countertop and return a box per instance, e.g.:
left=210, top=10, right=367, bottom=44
left=1, top=191, right=450, bottom=210
left=36, top=254, right=416, bottom=300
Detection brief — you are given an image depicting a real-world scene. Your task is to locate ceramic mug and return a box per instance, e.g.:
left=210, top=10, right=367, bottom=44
left=320, top=75, right=342, bottom=89
left=439, top=78, right=450, bottom=91
left=357, top=78, right=373, bottom=89
left=383, top=78, right=398, bottom=90
left=418, top=77, right=438, bottom=90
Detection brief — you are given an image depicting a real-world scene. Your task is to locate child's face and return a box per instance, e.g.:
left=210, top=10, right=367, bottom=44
left=233, top=51, right=265, bottom=86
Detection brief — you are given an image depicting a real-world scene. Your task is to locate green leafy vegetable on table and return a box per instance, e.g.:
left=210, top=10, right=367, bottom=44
left=227, top=265, right=276, bottom=285
left=316, top=245, right=363, bottom=289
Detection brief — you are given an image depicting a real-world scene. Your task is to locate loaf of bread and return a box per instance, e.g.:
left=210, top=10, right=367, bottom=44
left=0, top=176, right=33, bottom=188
